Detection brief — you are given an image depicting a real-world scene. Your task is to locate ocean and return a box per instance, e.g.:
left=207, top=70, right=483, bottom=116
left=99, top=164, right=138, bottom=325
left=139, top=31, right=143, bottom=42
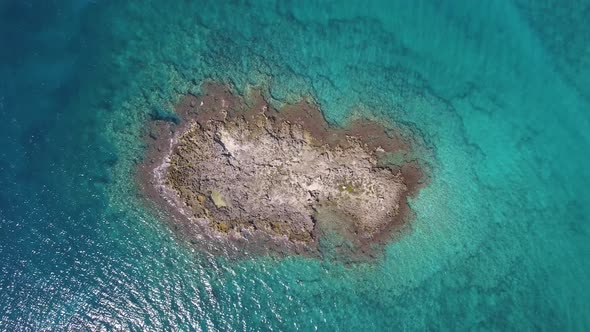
left=1, top=0, right=589, bottom=330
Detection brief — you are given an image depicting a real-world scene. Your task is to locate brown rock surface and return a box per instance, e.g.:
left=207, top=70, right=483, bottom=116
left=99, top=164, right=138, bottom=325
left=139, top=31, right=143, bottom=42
left=138, top=83, right=425, bottom=260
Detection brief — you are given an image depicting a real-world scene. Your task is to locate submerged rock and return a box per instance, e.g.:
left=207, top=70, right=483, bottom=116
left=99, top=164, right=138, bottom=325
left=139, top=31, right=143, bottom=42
left=139, top=82, right=425, bottom=260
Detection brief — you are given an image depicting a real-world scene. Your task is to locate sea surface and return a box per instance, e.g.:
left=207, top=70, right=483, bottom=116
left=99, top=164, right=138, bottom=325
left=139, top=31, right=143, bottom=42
left=1, top=1, right=589, bottom=330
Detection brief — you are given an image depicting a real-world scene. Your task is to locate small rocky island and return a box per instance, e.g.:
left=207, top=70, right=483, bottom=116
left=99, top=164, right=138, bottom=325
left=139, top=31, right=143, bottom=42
left=139, top=83, right=424, bottom=260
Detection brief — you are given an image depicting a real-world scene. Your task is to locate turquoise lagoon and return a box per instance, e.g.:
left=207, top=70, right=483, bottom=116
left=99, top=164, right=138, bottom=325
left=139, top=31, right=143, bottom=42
left=1, top=0, right=589, bottom=330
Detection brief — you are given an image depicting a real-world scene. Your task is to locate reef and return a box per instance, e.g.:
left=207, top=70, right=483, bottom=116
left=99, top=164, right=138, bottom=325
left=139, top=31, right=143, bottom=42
left=138, top=83, right=425, bottom=260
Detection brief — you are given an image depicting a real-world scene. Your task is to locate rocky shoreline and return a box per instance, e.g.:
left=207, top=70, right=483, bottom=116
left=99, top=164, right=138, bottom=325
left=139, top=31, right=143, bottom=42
left=138, top=83, right=425, bottom=260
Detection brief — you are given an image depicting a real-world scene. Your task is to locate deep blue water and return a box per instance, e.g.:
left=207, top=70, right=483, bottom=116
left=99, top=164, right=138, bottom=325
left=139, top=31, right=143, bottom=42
left=1, top=0, right=589, bottom=330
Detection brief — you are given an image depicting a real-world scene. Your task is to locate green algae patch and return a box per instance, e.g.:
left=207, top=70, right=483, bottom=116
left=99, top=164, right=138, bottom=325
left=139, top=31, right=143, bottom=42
left=210, top=190, right=228, bottom=208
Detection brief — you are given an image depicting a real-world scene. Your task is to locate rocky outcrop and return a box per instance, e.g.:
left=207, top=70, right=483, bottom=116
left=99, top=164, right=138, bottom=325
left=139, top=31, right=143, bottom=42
left=139, top=83, right=425, bottom=260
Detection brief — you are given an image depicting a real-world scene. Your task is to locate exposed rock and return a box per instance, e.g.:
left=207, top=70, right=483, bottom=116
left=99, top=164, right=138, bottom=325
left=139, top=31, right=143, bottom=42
left=138, top=83, right=425, bottom=260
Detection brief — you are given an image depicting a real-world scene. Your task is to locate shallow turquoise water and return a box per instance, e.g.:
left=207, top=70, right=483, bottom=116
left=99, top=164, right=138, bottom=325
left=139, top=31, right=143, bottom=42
left=1, top=0, right=589, bottom=330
